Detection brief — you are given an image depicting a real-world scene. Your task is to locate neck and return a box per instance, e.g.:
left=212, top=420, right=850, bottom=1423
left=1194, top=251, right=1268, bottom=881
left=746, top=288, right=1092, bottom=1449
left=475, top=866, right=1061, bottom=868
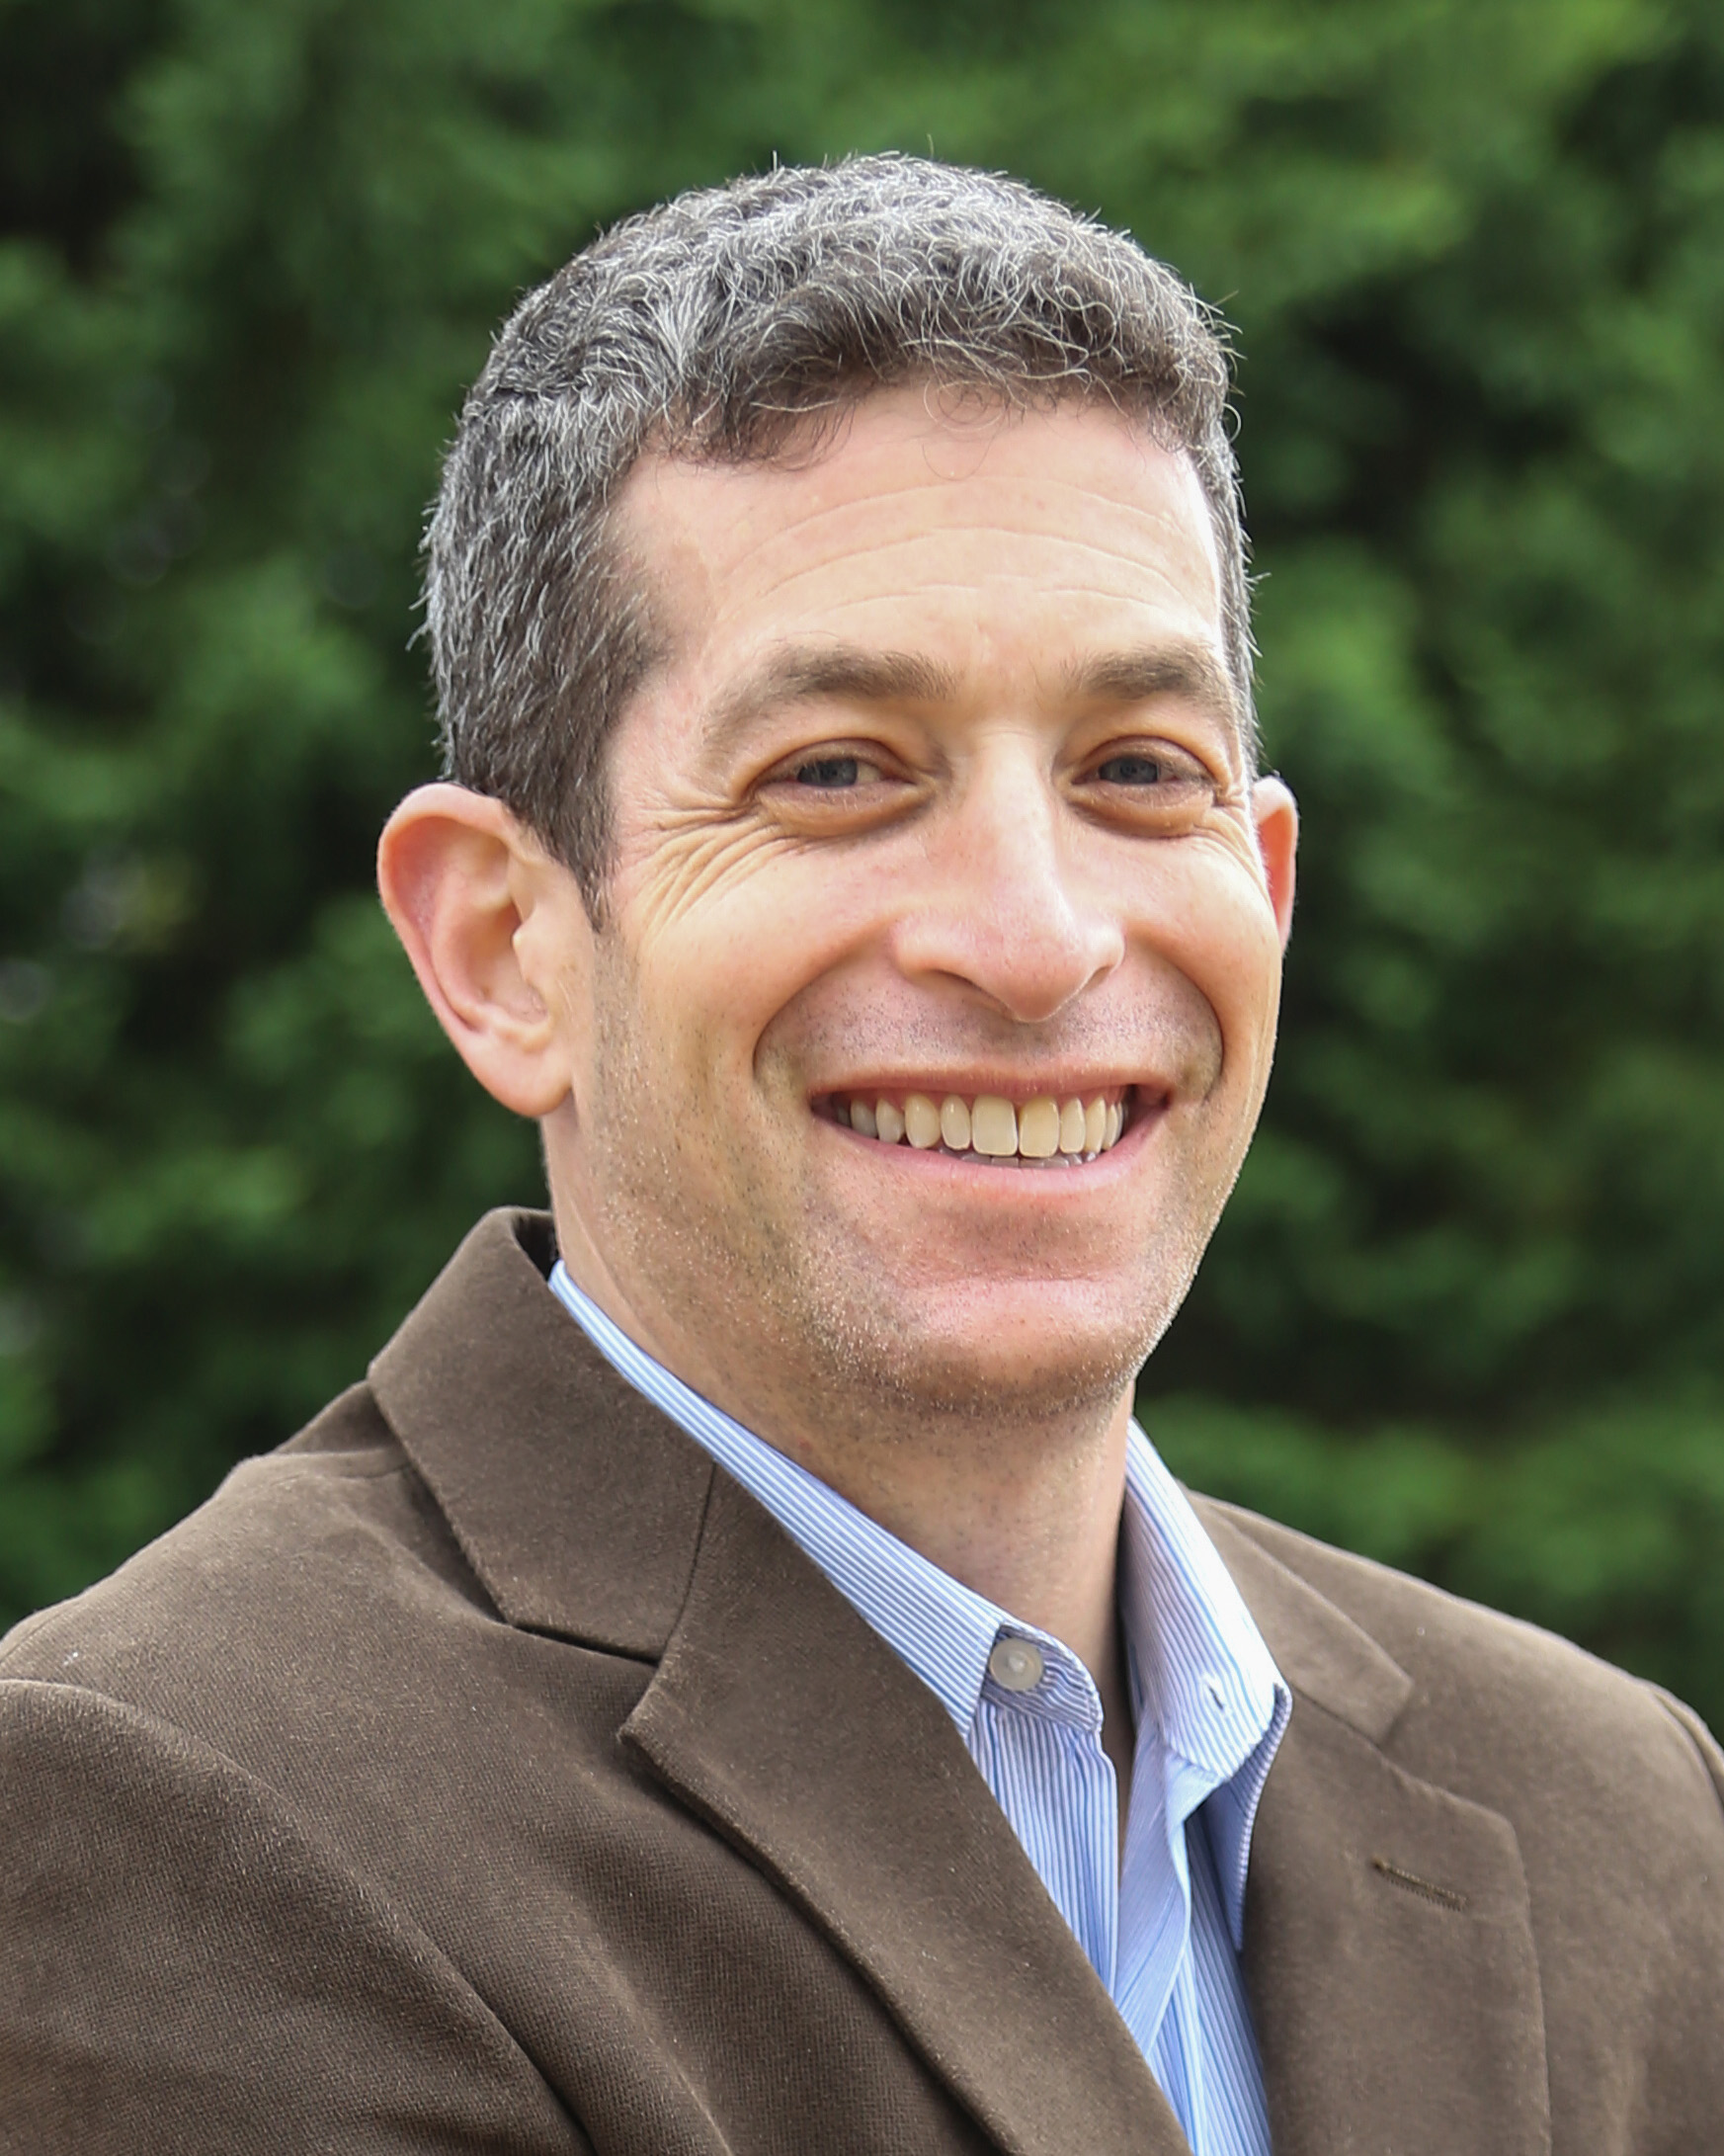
left=552, top=1197, right=1136, bottom=1769
left=819, top=1386, right=1140, bottom=1802
left=809, top=1390, right=1134, bottom=1677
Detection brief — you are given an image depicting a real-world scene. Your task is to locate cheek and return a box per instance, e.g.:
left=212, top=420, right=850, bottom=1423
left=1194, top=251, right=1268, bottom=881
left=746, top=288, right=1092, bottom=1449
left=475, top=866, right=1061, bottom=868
left=618, top=841, right=900, bottom=1085
left=1140, top=848, right=1284, bottom=1070
left=599, top=913, right=814, bottom=1134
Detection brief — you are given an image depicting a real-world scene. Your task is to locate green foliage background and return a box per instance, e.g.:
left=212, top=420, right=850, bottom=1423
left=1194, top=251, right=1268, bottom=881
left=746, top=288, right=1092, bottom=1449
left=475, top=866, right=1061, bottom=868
left=5, top=0, right=1724, bottom=1723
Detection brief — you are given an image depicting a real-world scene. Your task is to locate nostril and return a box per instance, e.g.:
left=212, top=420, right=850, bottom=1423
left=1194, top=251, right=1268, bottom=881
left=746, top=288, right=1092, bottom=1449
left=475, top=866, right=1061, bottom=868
left=889, top=894, right=1123, bottom=1024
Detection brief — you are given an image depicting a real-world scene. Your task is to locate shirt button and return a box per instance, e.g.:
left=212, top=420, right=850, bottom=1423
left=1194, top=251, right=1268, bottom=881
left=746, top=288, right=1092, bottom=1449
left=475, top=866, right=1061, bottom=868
left=988, top=1636, right=1044, bottom=1693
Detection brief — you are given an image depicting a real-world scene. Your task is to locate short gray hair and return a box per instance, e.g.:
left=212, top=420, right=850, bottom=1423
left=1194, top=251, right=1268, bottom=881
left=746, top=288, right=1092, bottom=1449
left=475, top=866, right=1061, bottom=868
left=425, top=154, right=1252, bottom=908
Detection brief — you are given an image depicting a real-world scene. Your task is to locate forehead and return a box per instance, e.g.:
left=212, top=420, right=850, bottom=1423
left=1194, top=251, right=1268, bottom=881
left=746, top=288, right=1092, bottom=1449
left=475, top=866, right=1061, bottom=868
left=612, top=386, right=1230, bottom=732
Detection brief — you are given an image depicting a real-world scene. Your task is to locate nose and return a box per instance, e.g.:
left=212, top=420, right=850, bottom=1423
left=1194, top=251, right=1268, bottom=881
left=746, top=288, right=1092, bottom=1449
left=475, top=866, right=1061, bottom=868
left=890, top=744, right=1124, bottom=1024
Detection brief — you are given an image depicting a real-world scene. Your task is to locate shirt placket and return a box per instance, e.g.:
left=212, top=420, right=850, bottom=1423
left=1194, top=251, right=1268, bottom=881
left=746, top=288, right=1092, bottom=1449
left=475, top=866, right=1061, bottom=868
left=967, top=1630, right=1119, bottom=1987
left=1116, top=1715, right=1224, bottom=2120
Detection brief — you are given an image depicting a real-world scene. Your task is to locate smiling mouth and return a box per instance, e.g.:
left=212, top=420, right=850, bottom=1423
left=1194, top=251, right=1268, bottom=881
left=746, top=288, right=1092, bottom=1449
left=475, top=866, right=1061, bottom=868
left=820, top=1087, right=1146, bottom=1167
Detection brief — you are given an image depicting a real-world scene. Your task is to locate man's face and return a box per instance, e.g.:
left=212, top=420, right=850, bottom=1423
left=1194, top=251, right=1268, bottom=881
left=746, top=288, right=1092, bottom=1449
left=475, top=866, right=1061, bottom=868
left=545, top=388, right=1292, bottom=1451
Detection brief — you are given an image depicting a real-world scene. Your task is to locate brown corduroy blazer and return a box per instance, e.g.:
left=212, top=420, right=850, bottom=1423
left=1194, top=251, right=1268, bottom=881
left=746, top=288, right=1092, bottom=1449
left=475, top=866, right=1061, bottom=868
left=2, top=1209, right=1721, bottom=2153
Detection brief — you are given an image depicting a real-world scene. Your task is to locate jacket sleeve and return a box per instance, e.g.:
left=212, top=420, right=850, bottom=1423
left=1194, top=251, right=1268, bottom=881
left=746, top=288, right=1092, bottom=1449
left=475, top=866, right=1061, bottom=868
left=0, top=1678, right=588, bottom=2155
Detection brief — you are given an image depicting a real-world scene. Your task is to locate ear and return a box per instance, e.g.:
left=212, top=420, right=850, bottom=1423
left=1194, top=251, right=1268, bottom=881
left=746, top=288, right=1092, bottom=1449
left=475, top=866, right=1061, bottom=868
left=376, top=783, right=592, bottom=1119
left=1251, top=775, right=1299, bottom=950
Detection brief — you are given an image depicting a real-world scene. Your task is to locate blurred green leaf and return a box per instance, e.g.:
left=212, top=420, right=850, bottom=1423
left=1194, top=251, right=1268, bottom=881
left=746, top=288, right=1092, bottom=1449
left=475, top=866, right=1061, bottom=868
left=5, top=0, right=1724, bottom=1732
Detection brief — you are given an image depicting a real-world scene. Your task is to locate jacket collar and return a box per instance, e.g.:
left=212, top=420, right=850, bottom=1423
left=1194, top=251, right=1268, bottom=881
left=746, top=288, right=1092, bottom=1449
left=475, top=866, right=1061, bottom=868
left=1190, top=1498, right=1412, bottom=1743
left=369, top=1209, right=715, bottom=1657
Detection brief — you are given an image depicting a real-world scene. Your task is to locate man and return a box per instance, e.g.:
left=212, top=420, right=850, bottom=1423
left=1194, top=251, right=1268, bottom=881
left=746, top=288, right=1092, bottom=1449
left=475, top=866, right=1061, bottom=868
left=2, top=157, right=1719, bottom=2154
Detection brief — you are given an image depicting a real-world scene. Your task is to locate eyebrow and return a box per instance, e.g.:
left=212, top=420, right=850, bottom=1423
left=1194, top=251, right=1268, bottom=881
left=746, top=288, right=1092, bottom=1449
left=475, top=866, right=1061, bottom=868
left=700, top=646, right=961, bottom=768
left=1060, top=645, right=1242, bottom=733
left=698, top=636, right=1241, bottom=768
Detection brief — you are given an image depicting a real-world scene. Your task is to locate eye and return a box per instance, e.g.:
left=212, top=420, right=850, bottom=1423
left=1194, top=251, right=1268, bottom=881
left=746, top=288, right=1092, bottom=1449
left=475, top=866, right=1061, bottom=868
left=1095, top=752, right=1172, bottom=786
left=1085, top=739, right=1215, bottom=790
left=755, top=742, right=918, bottom=831
left=790, top=753, right=878, bottom=789
left=1077, top=736, right=1220, bottom=828
left=762, top=744, right=903, bottom=795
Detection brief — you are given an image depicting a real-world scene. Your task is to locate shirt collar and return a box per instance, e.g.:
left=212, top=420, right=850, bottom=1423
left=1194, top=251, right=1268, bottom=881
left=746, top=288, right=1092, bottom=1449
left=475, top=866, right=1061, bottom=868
left=1120, top=1424, right=1292, bottom=1947
left=548, top=1262, right=1287, bottom=1942
left=549, top=1261, right=1009, bottom=1723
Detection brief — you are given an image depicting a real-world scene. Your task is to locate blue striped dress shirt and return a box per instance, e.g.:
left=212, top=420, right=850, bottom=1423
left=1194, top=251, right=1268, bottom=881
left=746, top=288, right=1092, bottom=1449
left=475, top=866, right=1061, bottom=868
left=550, top=1263, right=1290, bottom=2155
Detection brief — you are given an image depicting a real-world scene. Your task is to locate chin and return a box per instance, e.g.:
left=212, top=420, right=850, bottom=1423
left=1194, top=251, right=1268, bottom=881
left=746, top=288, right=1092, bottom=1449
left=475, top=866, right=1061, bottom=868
left=805, top=1274, right=1171, bottom=1428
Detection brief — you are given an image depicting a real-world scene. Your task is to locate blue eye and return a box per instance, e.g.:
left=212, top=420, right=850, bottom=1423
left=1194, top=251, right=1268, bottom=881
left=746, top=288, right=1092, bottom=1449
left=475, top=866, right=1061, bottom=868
left=1096, top=754, right=1168, bottom=785
left=793, top=755, right=862, bottom=788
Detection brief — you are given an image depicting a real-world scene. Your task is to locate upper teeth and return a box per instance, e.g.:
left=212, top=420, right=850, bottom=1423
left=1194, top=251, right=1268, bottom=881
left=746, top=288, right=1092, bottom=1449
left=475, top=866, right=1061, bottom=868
left=838, top=1091, right=1126, bottom=1163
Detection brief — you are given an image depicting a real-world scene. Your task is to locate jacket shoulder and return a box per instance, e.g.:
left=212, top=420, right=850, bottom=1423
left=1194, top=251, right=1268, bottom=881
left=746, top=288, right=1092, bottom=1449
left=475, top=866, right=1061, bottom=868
left=0, top=1381, right=495, bottom=1735
left=0, top=1381, right=590, bottom=2152
left=0, top=1672, right=582, bottom=2153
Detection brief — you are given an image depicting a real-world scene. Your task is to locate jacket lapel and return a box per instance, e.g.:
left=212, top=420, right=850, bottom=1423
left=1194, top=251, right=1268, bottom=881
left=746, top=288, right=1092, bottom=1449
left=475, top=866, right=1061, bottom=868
left=369, top=1209, right=716, bottom=1655
left=623, top=1469, right=1192, bottom=2156
left=1196, top=1504, right=1552, bottom=2156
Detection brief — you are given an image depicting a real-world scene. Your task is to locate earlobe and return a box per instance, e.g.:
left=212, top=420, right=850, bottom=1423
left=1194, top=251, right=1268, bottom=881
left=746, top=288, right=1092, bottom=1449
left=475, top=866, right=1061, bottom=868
left=1251, top=776, right=1299, bottom=949
left=376, top=783, right=585, bottom=1119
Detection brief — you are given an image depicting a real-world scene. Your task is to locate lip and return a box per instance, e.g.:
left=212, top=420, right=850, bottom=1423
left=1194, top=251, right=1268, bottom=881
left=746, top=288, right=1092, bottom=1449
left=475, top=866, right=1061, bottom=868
left=810, top=1076, right=1154, bottom=1116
